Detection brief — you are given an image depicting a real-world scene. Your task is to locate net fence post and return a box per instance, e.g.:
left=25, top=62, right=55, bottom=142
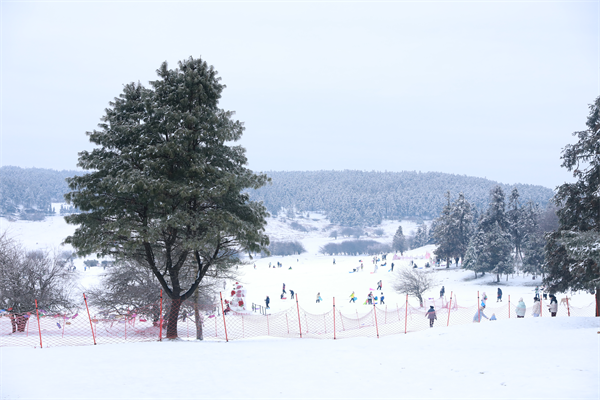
left=83, top=293, right=97, bottom=345
left=333, top=297, right=336, bottom=340
left=34, top=299, right=42, bottom=349
left=296, top=294, right=302, bottom=338
left=404, top=294, right=408, bottom=334
left=219, top=292, right=228, bottom=342
left=373, top=304, right=379, bottom=338
left=447, top=291, right=453, bottom=327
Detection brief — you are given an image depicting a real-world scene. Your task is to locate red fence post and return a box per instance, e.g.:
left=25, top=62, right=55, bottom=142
left=159, top=290, right=163, bottom=341
left=83, top=293, right=97, bottom=345
left=296, top=294, right=302, bottom=338
left=34, top=299, right=42, bottom=349
left=373, top=304, right=379, bottom=338
left=566, top=297, right=571, bottom=317
left=219, top=292, right=228, bottom=342
left=446, top=291, right=453, bottom=327
left=404, top=294, right=408, bottom=334
left=333, top=297, right=336, bottom=340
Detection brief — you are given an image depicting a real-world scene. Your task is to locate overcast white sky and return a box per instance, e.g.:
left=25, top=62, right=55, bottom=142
left=1, top=1, right=597, bottom=189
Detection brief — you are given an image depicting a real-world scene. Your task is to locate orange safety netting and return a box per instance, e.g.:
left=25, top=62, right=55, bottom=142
left=1, top=293, right=596, bottom=347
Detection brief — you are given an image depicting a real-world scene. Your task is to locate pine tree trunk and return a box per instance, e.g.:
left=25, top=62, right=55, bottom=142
left=166, top=298, right=182, bottom=339
left=193, top=289, right=203, bottom=340
left=596, top=289, right=600, bottom=317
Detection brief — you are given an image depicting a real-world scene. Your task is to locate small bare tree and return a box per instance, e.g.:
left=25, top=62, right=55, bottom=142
left=88, top=256, right=238, bottom=340
left=0, top=233, right=78, bottom=332
left=392, top=268, right=437, bottom=307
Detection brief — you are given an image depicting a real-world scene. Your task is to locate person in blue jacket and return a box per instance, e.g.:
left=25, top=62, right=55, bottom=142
left=473, top=307, right=489, bottom=322
left=380, top=293, right=385, bottom=305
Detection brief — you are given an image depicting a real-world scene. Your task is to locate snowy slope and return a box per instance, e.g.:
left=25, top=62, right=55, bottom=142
left=2, top=317, right=597, bottom=399
left=1, top=209, right=599, bottom=399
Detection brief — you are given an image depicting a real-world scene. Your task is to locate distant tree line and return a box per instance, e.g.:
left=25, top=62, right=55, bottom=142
left=1, top=167, right=553, bottom=227
left=0, top=166, right=82, bottom=219
left=250, top=170, right=554, bottom=226
left=320, top=240, right=391, bottom=256
left=266, top=241, right=307, bottom=256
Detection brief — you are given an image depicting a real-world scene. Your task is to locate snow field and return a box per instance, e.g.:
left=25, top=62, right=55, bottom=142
left=1, top=211, right=598, bottom=399
left=2, top=317, right=598, bottom=399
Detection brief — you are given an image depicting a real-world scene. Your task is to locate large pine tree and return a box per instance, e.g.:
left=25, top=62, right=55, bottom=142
left=64, top=57, right=270, bottom=338
left=544, top=96, right=600, bottom=315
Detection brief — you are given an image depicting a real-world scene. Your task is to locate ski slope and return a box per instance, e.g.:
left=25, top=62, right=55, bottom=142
left=1, top=210, right=598, bottom=399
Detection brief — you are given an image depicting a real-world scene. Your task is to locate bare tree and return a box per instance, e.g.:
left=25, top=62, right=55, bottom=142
left=0, top=233, right=78, bottom=332
left=87, top=256, right=238, bottom=340
left=392, top=268, right=437, bottom=307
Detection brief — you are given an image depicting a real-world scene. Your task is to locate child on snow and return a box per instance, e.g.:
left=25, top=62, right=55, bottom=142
left=531, top=297, right=541, bottom=317
left=515, top=298, right=526, bottom=318
left=473, top=307, right=489, bottom=322
left=425, top=306, right=437, bottom=327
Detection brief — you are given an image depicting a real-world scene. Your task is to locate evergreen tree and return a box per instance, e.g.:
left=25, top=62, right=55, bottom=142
left=392, top=225, right=407, bottom=254
left=479, top=222, right=514, bottom=282
left=449, top=192, right=473, bottom=264
left=64, top=57, right=270, bottom=339
left=412, top=223, right=429, bottom=249
left=544, top=96, right=600, bottom=315
left=433, top=192, right=454, bottom=266
left=462, top=229, right=486, bottom=277
left=463, top=186, right=513, bottom=281
left=433, top=192, right=473, bottom=267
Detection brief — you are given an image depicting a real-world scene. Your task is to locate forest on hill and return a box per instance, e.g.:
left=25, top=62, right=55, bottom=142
left=0, top=166, right=81, bottom=219
left=0, top=167, right=554, bottom=226
left=252, top=170, right=554, bottom=226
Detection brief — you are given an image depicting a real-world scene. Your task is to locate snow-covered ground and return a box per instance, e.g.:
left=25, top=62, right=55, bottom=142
left=1, top=209, right=598, bottom=399
left=2, top=317, right=597, bottom=399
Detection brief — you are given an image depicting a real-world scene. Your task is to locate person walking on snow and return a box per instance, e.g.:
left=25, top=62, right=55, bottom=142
left=548, top=295, right=558, bottom=317
left=390, top=262, right=394, bottom=272
left=425, top=306, right=437, bottom=327
left=349, top=291, right=356, bottom=303
left=377, top=280, right=382, bottom=290
left=532, top=297, right=541, bottom=317
left=367, top=292, right=374, bottom=305
left=440, top=286, right=445, bottom=299
left=481, top=292, right=488, bottom=308
left=265, top=296, right=270, bottom=309
left=282, top=283, right=286, bottom=294
left=497, top=288, right=502, bottom=302
left=380, top=293, right=385, bottom=305
left=473, top=307, right=489, bottom=322
left=316, top=292, right=322, bottom=303
left=515, top=298, right=526, bottom=318
left=290, top=290, right=295, bottom=299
